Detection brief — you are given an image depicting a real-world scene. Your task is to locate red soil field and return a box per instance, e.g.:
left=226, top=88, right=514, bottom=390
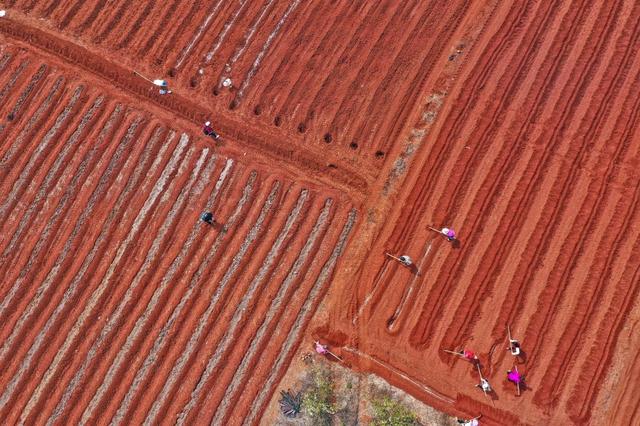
left=1, top=0, right=639, bottom=425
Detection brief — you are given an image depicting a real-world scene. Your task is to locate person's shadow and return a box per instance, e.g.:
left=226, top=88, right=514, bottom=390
left=451, top=238, right=462, bottom=249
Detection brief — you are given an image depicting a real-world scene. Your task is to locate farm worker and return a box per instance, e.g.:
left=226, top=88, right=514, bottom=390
left=202, top=121, right=220, bottom=140
left=457, top=419, right=480, bottom=426
left=200, top=212, right=214, bottom=224
left=453, top=349, right=478, bottom=362
left=398, top=255, right=413, bottom=266
left=507, top=369, right=522, bottom=384
left=477, top=378, right=491, bottom=393
left=441, top=227, right=456, bottom=241
left=315, top=341, right=329, bottom=355
left=152, top=79, right=172, bottom=95
left=508, top=339, right=521, bottom=356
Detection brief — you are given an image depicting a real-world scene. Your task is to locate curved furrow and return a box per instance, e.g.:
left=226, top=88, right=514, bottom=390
left=406, top=0, right=562, bottom=348
left=209, top=199, right=337, bottom=424
left=532, top=40, right=640, bottom=403
left=0, top=105, right=125, bottom=373
left=249, top=0, right=351, bottom=116
left=133, top=0, right=182, bottom=59
left=114, top=170, right=258, bottom=424
left=55, top=147, right=212, bottom=425
left=232, top=0, right=303, bottom=106
left=241, top=208, right=357, bottom=426
left=276, top=0, right=401, bottom=131
left=142, top=178, right=283, bottom=425
left=174, top=187, right=311, bottom=424
left=506, top=0, right=625, bottom=368
left=78, top=155, right=226, bottom=423
left=0, top=76, right=65, bottom=170
left=0, top=115, right=149, bottom=421
left=0, top=95, right=104, bottom=290
left=568, top=242, right=640, bottom=422
left=323, top=0, right=432, bottom=146
left=430, top=0, right=621, bottom=352
left=436, top=0, right=597, bottom=351
left=257, top=0, right=371, bottom=121
left=352, top=1, right=472, bottom=153
left=370, top=0, right=531, bottom=294
left=91, top=0, right=135, bottom=45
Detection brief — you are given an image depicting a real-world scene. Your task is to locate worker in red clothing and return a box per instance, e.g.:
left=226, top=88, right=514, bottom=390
left=202, top=121, right=220, bottom=139
left=460, top=349, right=479, bottom=363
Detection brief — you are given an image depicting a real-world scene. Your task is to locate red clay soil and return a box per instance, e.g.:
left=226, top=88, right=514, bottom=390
left=0, top=38, right=355, bottom=425
left=322, top=0, right=640, bottom=424
left=1, top=1, right=640, bottom=425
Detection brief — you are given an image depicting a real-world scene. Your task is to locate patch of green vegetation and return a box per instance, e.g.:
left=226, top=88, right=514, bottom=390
left=302, top=365, right=336, bottom=425
left=370, top=396, right=419, bottom=426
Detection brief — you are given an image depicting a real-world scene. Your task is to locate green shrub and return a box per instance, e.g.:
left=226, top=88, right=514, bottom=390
left=303, top=366, right=336, bottom=425
left=371, top=396, right=418, bottom=426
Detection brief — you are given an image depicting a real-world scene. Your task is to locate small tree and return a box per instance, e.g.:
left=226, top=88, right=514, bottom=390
left=371, top=396, right=418, bottom=426
left=302, top=366, right=336, bottom=425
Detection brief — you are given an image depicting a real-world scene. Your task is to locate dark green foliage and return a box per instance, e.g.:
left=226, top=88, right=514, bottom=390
left=279, top=389, right=302, bottom=418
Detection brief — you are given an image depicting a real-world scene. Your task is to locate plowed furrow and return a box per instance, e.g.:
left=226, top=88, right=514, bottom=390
left=175, top=188, right=310, bottom=424
left=33, top=134, right=189, bottom=418
left=0, top=115, right=147, bottom=420
left=232, top=0, right=303, bottom=105
left=57, top=148, right=211, bottom=424
left=509, top=0, right=625, bottom=367
left=80, top=154, right=221, bottom=422
left=276, top=0, right=398, bottom=129
left=116, top=170, right=257, bottom=424
left=143, top=179, right=282, bottom=424
left=4, top=63, right=47, bottom=125
left=242, top=208, right=356, bottom=426
left=107, top=158, right=235, bottom=425
left=0, top=95, right=103, bottom=290
left=210, top=199, right=336, bottom=424
left=438, top=0, right=600, bottom=351
left=0, top=105, right=125, bottom=375
left=23, top=120, right=163, bottom=425
left=567, top=248, right=640, bottom=423
left=0, top=76, right=65, bottom=171
left=408, top=0, right=561, bottom=348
